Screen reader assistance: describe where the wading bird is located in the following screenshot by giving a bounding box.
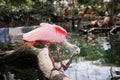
[23,23,80,70]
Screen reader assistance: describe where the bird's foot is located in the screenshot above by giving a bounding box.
[51,67,63,72]
[62,64,69,71]
[51,63,66,71]
[51,62,70,71]
[59,63,69,71]
[51,67,58,71]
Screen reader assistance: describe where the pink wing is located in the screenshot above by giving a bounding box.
[23,23,67,43]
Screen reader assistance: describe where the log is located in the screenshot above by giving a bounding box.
[0,46,71,80]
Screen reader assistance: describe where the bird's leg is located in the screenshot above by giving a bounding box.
[47,44,57,70]
[56,43,66,70]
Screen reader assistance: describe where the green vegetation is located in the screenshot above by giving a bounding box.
[104,34,120,66]
[80,44,104,60]
[0,0,55,27]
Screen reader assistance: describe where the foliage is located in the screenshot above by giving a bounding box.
[5,0,34,6]
[104,48,120,66]
[77,0,104,5]
[32,1,55,22]
[76,0,104,16]
[117,4,120,13]
[77,0,89,5]
[0,0,55,27]
[70,7,79,16]
[80,44,105,60]
[92,6,106,16]
[104,34,120,66]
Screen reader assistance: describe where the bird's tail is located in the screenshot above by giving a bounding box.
[23,40,36,46]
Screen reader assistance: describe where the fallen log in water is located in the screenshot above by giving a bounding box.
[79,26,120,35]
[0,46,71,80]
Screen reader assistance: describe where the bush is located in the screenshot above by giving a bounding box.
[80,44,104,60]
[0,1,55,27]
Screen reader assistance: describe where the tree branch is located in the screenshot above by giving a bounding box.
[0,46,71,80]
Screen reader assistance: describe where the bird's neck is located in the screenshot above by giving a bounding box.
[62,39,75,49]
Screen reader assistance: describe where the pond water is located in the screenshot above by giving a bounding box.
[63,60,120,80]
[0,31,120,80]
[63,32,120,80]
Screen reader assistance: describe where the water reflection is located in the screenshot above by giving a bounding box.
[100,37,111,50]
[64,60,120,80]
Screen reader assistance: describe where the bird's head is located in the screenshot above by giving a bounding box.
[62,39,80,55]
[70,45,80,55]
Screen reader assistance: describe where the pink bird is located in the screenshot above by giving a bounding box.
[23,23,80,70]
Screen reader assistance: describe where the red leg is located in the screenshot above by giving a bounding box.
[47,44,57,70]
[56,44,66,70]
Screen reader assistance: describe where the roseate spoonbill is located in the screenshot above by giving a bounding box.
[103,15,110,36]
[23,23,80,70]
[90,20,98,27]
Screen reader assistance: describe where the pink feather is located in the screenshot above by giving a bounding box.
[23,23,67,45]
